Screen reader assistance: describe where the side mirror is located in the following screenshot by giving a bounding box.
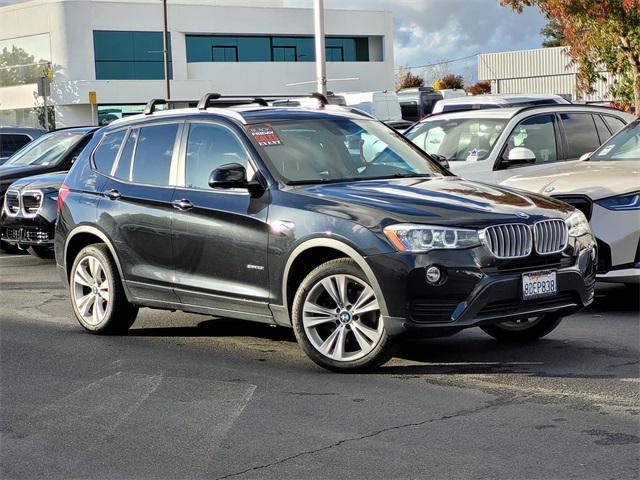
[578,151,592,161]
[506,147,536,166]
[208,163,247,189]
[430,154,450,169]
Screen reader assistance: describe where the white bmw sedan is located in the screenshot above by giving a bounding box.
[501,119,640,285]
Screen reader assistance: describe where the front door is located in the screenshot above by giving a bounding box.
[171,121,271,320]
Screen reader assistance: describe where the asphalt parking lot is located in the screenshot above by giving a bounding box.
[1,252,639,479]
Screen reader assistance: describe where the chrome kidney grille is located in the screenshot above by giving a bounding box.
[21,190,43,217]
[482,220,568,259]
[534,219,568,255]
[483,223,532,258]
[4,190,20,216]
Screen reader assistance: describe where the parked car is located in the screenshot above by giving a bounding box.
[0,127,98,252]
[398,87,466,121]
[338,91,413,131]
[431,93,570,114]
[55,94,597,372]
[1,172,66,258]
[0,126,46,165]
[501,119,640,285]
[403,104,635,184]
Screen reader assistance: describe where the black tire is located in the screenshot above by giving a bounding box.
[291,258,396,372]
[69,244,138,334]
[480,314,563,342]
[27,245,55,259]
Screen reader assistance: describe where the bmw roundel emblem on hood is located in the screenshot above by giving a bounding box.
[544,186,555,193]
[516,212,530,219]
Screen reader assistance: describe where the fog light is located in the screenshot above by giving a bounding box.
[426,265,442,285]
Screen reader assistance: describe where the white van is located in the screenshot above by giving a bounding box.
[339,91,402,123]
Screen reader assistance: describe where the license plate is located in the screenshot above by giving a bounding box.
[522,270,557,300]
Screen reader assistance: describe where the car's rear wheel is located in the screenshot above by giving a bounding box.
[480,314,562,342]
[69,244,138,334]
[27,245,54,259]
[291,258,395,372]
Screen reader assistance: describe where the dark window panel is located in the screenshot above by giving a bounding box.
[94,31,134,61]
[131,123,179,186]
[93,130,126,174]
[560,113,602,160]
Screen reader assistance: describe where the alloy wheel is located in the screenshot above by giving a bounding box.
[72,255,110,326]
[302,274,383,362]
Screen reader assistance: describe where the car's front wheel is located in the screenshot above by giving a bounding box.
[480,314,562,342]
[292,258,395,372]
[69,244,138,334]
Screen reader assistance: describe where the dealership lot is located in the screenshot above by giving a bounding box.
[1,253,638,479]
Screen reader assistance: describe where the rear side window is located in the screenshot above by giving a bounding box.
[560,113,601,160]
[1,134,31,157]
[93,130,126,173]
[593,115,612,143]
[603,115,626,135]
[113,129,138,180]
[131,123,179,186]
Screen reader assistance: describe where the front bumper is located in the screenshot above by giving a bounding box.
[1,214,55,247]
[368,235,597,337]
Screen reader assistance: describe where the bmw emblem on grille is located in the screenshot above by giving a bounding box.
[516,212,529,219]
[544,186,555,193]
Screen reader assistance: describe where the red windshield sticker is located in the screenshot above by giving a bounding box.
[248,125,282,146]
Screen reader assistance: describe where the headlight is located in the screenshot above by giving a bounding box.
[383,224,480,252]
[565,210,591,237]
[595,192,640,211]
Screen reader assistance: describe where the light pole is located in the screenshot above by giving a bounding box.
[162,0,170,99]
[313,0,326,95]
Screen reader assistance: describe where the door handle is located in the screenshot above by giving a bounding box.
[104,189,121,200]
[172,198,194,211]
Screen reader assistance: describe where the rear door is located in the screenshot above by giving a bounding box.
[96,122,182,303]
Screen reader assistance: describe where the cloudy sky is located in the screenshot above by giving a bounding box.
[321,0,547,83]
[1,0,547,83]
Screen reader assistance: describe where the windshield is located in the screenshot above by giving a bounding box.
[5,132,83,166]
[592,122,640,161]
[250,118,446,184]
[406,117,506,161]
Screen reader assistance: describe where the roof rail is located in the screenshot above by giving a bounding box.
[512,102,625,116]
[196,92,329,110]
[144,98,168,115]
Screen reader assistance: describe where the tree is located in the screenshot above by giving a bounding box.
[433,74,465,90]
[395,67,424,91]
[0,46,42,87]
[501,0,640,112]
[541,17,565,47]
[465,80,492,95]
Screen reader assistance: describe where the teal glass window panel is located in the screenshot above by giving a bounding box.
[186,36,212,62]
[95,61,135,79]
[94,31,134,61]
[236,37,270,61]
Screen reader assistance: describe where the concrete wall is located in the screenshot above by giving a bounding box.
[0,0,394,127]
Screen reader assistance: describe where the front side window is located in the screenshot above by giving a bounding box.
[407,118,506,162]
[131,124,179,185]
[560,113,601,160]
[5,132,84,166]
[504,114,557,164]
[251,118,446,184]
[185,123,250,189]
[93,130,126,174]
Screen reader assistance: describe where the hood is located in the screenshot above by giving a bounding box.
[501,160,640,201]
[0,163,48,180]
[7,171,68,191]
[290,176,573,229]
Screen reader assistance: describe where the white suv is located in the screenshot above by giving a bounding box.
[404,104,635,184]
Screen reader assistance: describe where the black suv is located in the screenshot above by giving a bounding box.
[55,94,597,372]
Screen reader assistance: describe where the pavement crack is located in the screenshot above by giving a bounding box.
[214,398,508,480]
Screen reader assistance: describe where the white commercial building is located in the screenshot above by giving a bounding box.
[0,0,394,128]
[478,46,616,103]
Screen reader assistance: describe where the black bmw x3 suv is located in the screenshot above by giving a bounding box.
[55,94,597,372]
